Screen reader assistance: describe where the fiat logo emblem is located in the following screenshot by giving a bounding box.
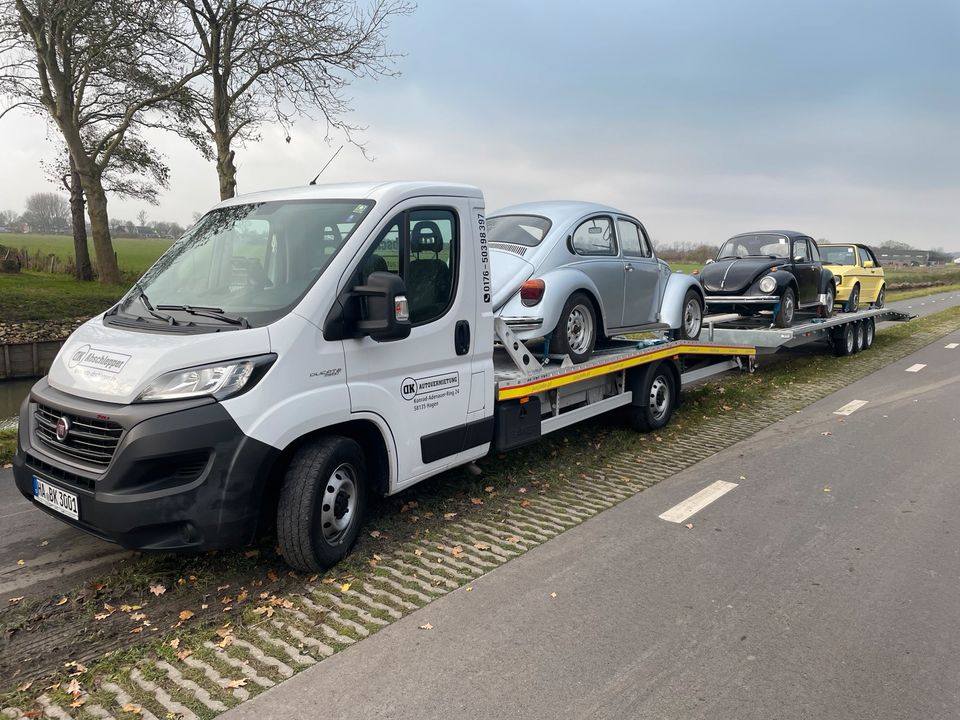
[55,417,71,442]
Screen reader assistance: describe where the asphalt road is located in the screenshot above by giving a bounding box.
[223,326,960,720]
[1,288,958,600]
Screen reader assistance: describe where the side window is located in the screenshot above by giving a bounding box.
[357,208,458,326]
[572,216,617,256]
[861,246,879,266]
[618,220,643,258]
[792,238,809,262]
[808,239,820,262]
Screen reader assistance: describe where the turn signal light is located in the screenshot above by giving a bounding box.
[520,279,545,306]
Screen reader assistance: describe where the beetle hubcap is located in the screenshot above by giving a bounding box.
[566,304,593,355]
[683,298,702,338]
[649,376,670,420]
[320,463,357,545]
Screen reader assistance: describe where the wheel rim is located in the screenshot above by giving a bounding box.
[850,287,859,311]
[319,463,357,545]
[649,375,670,421]
[566,304,594,355]
[876,288,884,307]
[866,320,874,345]
[846,328,854,353]
[825,288,834,314]
[856,324,864,347]
[683,297,702,338]
[782,294,795,324]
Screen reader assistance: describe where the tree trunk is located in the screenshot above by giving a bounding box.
[82,176,122,284]
[68,159,94,281]
[215,132,237,200]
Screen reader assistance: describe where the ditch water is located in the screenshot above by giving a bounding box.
[1,377,34,429]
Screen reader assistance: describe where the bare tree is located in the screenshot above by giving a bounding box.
[1,0,205,282]
[136,209,148,227]
[175,0,413,200]
[61,157,93,279]
[22,191,69,232]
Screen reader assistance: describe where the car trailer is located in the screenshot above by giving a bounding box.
[700,307,914,356]
[490,319,757,451]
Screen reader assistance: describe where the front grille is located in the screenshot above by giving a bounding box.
[25,453,95,491]
[490,242,528,257]
[34,403,123,467]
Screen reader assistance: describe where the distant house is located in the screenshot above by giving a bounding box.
[134,225,160,238]
[869,247,932,266]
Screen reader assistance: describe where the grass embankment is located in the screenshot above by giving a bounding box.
[0,427,15,465]
[0,271,129,325]
[6,233,172,276]
[2,305,959,710]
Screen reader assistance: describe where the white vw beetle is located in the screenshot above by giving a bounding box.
[488,201,704,362]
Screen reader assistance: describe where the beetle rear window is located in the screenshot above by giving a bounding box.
[487,215,551,247]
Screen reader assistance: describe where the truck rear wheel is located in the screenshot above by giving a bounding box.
[277,436,367,571]
[853,321,865,353]
[626,361,678,432]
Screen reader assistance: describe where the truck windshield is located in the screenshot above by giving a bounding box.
[487,215,552,247]
[111,199,373,328]
[718,234,789,259]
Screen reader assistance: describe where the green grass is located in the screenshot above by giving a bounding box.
[4,233,172,275]
[0,427,15,465]
[884,265,960,287]
[887,283,960,302]
[0,271,128,323]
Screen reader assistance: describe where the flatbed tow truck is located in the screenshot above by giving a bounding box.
[10,181,911,571]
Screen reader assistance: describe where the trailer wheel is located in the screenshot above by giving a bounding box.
[864,317,875,349]
[853,321,865,353]
[833,324,855,357]
[554,292,596,363]
[277,436,367,571]
[773,287,796,328]
[626,361,678,432]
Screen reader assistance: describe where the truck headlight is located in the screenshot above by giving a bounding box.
[136,355,275,402]
[758,276,777,294]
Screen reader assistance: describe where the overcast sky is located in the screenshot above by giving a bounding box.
[1,0,958,250]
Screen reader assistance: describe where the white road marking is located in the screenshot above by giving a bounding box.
[659,480,738,524]
[834,399,869,416]
[946,343,959,349]
[905,363,927,373]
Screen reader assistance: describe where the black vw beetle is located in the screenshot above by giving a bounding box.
[698,231,835,328]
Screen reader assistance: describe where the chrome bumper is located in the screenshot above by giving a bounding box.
[704,295,779,304]
[501,316,544,332]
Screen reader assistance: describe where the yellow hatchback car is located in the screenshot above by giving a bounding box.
[820,243,886,312]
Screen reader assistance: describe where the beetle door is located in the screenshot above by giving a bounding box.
[569,216,624,329]
[617,218,659,325]
[791,237,818,305]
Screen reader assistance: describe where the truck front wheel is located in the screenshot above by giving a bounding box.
[277,436,367,571]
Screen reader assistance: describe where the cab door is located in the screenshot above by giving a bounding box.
[618,218,660,326]
[338,199,484,488]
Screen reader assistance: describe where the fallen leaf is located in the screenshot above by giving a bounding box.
[130,612,147,621]
[55,596,69,606]
[473,542,490,551]
[119,604,141,612]
[253,605,275,618]
[824,488,832,493]
[506,536,521,544]
[65,678,81,696]
[267,570,280,582]
[69,698,86,708]
[443,512,457,520]
[550,592,557,598]
[821,431,832,436]
[369,530,381,538]
[484,485,495,493]
[149,583,166,597]
[121,702,142,714]
[94,612,110,620]
[201,603,209,609]
[23,711,42,719]
[414,548,424,557]
[176,649,193,661]
[519,499,531,508]
[684,523,694,529]
[236,590,249,603]
[16,681,32,692]
[338,582,352,593]
[178,610,194,621]
[470,497,483,505]
[518,487,527,494]
[418,623,433,630]
[170,638,180,649]
[8,596,24,604]
[244,549,260,558]
[16,559,24,566]
[226,678,247,689]
[129,626,143,634]
[739,475,746,481]
[465,586,473,592]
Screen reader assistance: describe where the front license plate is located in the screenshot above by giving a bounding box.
[33,476,79,521]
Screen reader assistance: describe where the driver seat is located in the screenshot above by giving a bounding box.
[406,221,451,322]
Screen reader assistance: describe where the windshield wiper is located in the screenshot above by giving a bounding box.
[134,283,177,325]
[157,304,251,328]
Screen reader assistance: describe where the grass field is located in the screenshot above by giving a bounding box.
[0,271,128,323]
[3,233,172,275]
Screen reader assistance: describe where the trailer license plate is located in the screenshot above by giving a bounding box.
[33,476,79,521]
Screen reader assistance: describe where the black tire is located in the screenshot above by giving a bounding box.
[277,436,367,571]
[677,289,703,340]
[864,317,875,349]
[874,285,885,308]
[553,292,597,363]
[773,287,797,328]
[821,284,835,318]
[833,323,855,357]
[847,284,860,313]
[852,321,865,354]
[625,361,678,432]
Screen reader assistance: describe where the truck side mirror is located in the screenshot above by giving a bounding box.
[354,272,412,342]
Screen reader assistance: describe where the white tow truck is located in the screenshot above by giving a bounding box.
[13,181,756,570]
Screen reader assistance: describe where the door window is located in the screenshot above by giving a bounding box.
[358,208,459,325]
[792,238,809,262]
[572,216,617,256]
[808,239,820,262]
[618,220,652,258]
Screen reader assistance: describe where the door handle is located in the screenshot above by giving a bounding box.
[625,264,635,272]
[454,320,470,356]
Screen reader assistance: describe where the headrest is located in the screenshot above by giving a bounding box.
[411,221,444,253]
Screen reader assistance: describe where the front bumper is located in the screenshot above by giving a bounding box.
[704,295,779,305]
[12,379,279,551]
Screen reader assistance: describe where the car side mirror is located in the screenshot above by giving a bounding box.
[793,255,804,263]
[862,260,875,268]
[354,271,411,342]
[705,258,715,265]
